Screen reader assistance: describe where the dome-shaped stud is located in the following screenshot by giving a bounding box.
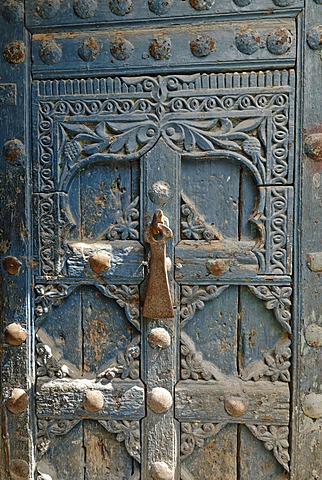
[190,34,215,58]
[78,37,99,62]
[3,139,25,166]
[6,388,29,414]
[190,0,215,10]
[3,256,22,275]
[89,252,111,274]
[148,387,173,414]
[148,181,171,206]
[39,40,62,65]
[148,0,173,15]
[305,324,322,348]
[302,393,322,419]
[9,459,29,480]
[83,390,104,412]
[4,323,28,346]
[148,328,171,349]
[224,397,248,417]
[110,36,134,60]
[235,28,261,55]
[3,41,25,64]
[307,25,322,50]
[150,34,172,60]
[109,0,133,16]
[266,28,293,55]
[74,0,97,18]
[36,0,61,19]
[1,0,24,24]
[304,133,322,160]
[206,259,230,276]
[151,461,174,480]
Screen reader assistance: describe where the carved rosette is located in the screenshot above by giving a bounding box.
[248,285,292,333]
[246,425,290,472]
[36,337,71,379]
[181,193,222,241]
[99,419,141,463]
[97,335,140,382]
[181,422,226,459]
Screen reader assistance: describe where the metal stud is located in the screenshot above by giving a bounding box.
[147,387,173,413]
[151,461,174,480]
[6,388,28,414]
[89,252,111,274]
[3,256,22,275]
[4,323,28,346]
[83,390,104,412]
[224,397,248,417]
[148,328,171,349]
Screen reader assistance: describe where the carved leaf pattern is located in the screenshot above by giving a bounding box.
[180,285,229,327]
[101,196,139,240]
[181,422,226,460]
[241,336,291,382]
[36,336,71,379]
[96,284,140,331]
[99,420,141,463]
[181,192,222,241]
[97,335,140,381]
[246,425,290,472]
[181,332,225,381]
[248,285,292,333]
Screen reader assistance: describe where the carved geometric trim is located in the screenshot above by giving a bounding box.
[181,332,225,381]
[96,284,140,331]
[36,336,71,379]
[98,196,140,241]
[246,424,290,472]
[97,335,140,382]
[241,336,291,383]
[181,192,222,241]
[99,420,141,463]
[248,285,292,333]
[180,422,226,460]
[35,283,140,331]
[180,285,229,328]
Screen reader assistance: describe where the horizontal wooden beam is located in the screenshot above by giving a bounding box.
[175,379,289,425]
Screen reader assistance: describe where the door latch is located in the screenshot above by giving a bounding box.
[142,210,174,319]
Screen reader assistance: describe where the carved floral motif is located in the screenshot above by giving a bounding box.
[181,332,225,381]
[101,196,139,240]
[36,337,70,379]
[246,424,290,472]
[97,335,140,381]
[248,285,292,333]
[96,284,140,331]
[181,422,226,459]
[37,419,80,458]
[180,285,229,327]
[99,419,141,462]
[241,336,291,382]
[181,192,222,241]
[34,284,76,323]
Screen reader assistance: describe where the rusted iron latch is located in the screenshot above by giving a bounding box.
[142,210,174,319]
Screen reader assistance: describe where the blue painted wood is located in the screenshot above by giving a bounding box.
[1,0,319,478]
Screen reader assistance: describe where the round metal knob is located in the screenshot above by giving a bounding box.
[4,323,28,346]
[6,388,28,414]
[305,324,322,348]
[224,397,248,417]
[9,459,29,480]
[302,393,322,419]
[83,390,104,412]
[3,256,22,275]
[206,259,230,276]
[148,387,173,414]
[151,461,174,480]
[148,328,171,349]
[89,252,111,274]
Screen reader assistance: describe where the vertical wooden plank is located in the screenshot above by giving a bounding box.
[0,2,31,478]
[141,139,180,479]
[295,2,322,478]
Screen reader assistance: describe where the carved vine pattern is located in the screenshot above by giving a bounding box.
[34,283,140,330]
[180,285,229,327]
[180,422,226,460]
[181,192,222,241]
[248,285,292,334]
[97,335,140,382]
[37,419,80,459]
[36,336,71,379]
[99,420,141,463]
[246,424,290,472]
[181,332,225,381]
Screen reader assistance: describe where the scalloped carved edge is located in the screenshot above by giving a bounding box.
[180,285,229,327]
[248,285,292,333]
[246,424,290,472]
[99,419,141,463]
[181,192,222,241]
[180,422,226,460]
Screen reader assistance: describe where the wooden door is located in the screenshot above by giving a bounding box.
[1,1,322,479]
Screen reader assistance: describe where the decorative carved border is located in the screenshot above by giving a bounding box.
[180,285,229,328]
[246,424,290,472]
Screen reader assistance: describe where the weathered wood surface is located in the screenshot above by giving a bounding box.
[175,379,290,425]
